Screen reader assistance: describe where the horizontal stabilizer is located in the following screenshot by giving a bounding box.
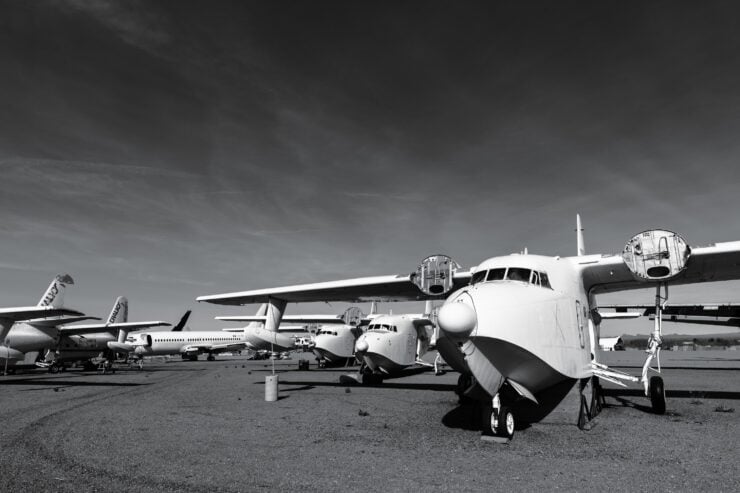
[0,306,85,322]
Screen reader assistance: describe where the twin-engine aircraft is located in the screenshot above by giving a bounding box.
[198,216,740,440]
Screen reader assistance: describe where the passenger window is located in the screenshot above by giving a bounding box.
[471,270,487,284]
[506,268,531,282]
[540,272,552,289]
[486,268,506,281]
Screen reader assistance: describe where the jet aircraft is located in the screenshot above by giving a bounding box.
[198,216,740,440]
[48,296,173,371]
[1,274,88,371]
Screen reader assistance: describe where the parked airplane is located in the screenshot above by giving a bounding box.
[1,274,88,371]
[198,216,740,440]
[47,297,173,371]
[216,304,353,355]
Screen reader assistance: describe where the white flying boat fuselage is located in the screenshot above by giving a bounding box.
[440,254,593,420]
[355,315,432,374]
[312,325,361,365]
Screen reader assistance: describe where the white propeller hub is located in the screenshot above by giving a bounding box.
[355,339,369,353]
[438,301,477,337]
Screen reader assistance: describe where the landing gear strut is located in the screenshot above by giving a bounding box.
[577,375,604,429]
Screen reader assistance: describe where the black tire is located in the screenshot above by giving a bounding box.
[480,402,495,435]
[577,394,589,429]
[496,406,515,440]
[590,377,603,416]
[650,376,666,415]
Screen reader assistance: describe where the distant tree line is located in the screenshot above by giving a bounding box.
[623,336,740,349]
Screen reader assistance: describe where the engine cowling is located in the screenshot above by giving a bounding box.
[411,254,460,296]
[131,334,152,347]
[622,229,690,282]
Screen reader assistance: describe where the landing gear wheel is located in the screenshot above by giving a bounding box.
[496,406,515,440]
[480,402,495,435]
[577,394,589,429]
[649,376,666,414]
[590,376,604,416]
[207,355,215,361]
[456,373,474,405]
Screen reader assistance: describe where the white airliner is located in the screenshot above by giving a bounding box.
[198,216,740,440]
[1,274,88,371]
[216,304,355,355]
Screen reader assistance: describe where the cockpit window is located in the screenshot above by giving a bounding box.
[471,270,486,284]
[540,272,552,289]
[486,268,506,281]
[506,268,531,282]
[531,271,540,285]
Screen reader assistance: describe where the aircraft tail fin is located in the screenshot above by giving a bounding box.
[37,273,74,308]
[247,303,268,330]
[576,214,585,256]
[107,297,128,324]
[369,301,378,316]
[171,310,192,332]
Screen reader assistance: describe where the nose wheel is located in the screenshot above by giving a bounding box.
[481,394,515,440]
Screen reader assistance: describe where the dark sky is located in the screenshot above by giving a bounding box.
[2,1,740,335]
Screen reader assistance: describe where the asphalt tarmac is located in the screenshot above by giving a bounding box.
[1,350,739,492]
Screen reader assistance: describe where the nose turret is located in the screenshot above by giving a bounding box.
[438,291,477,339]
[355,338,369,353]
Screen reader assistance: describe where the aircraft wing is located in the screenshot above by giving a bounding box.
[60,321,171,336]
[20,315,102,328]
[580,240,740,295]
[197,270,473,305]
[0,306,85,322]
[215,315,346,324]
[601,303,740,318]
[655,316,740,327]
[597,311,642,319]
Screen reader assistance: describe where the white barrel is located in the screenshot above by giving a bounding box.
[265,375,279,402]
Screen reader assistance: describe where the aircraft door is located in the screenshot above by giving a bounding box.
[575,300,585,349]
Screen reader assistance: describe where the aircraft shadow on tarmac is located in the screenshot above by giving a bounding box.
[266,379,456,392]
[607,365,740,371]
[0,378,150,389]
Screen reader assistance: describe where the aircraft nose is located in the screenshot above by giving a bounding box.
[438,298,477,338]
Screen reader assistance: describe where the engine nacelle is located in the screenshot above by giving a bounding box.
[341,306,365,326]
[411,254,460,296]
[131,334,152,347]
[622,230,690,282]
